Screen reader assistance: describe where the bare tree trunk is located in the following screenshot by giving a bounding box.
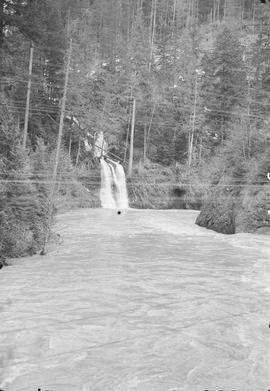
[213,0,216,23]
[164,0,169,39]
[68,131,72,157]
[0,0,4,51]
[247,81,251,159]
[186,0,191,27]
[217,0,220,21]
[221,119,224,147]
[127,0,132,38]
[188,73,198,167]
[51,39,72,180]
[124,126,130,165]
[124,115,131,163]
[241,0,244,26]
[224,0,228,19]
[252,0,256,34]
[149,0,157,72]
[75,136,81,167]
[124,99,133,164]
[149,0,154,43]
[240,115,246,160]
[0,0,4,79]
[172,0,177,29]
[199,135,203,163]
[146,104,156,153]
[128,98,136,177]
[22,42,34,149]
[196,0,199,25]
[143,123,147,164]
[42,37,72,254]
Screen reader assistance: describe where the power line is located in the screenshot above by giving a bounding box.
[4,60,270,100]
[5,101,268,121]
[1,178,269,187]
[3,80,270,115]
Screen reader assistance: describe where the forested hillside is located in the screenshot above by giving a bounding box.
[1,0,270,262]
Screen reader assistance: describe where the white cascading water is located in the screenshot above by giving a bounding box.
[115,162,129,209]
[100,158,129,209]
[100,158,116,209]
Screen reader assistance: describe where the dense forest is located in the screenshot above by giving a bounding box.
[1,0,270,262]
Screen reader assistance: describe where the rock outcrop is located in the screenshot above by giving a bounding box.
[196,184,270,234]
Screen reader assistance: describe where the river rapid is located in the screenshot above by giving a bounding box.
[0,209,270,391]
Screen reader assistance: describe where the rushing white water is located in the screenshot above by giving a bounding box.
[100,158,129,210]
[1,209,270,391]
[99,158,116,209]
[115,162,129,209]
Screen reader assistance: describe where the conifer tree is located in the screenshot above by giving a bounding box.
[201,26,248,147]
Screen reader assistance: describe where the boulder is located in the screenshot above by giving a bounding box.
[195,195,235,234]
[196,185,270,235]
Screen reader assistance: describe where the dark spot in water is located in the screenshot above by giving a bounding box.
[117,211,121,215]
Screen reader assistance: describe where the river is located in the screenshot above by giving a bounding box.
[0,209,270,391]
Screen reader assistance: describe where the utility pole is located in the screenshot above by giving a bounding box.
[22,42,34,149]
[42,38,72,254]
[128,98,136,177]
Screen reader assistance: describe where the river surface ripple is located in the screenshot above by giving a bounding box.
[0,209,270,391]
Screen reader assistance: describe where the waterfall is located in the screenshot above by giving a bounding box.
[115,162,129,209]
[100,158,129,209]
[100,158,116,209]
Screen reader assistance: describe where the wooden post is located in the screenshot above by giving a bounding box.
[128,98,136,177]
[42,38,72,254]
[22,42,34,149]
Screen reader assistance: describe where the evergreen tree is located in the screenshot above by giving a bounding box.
[201,26,248,147]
